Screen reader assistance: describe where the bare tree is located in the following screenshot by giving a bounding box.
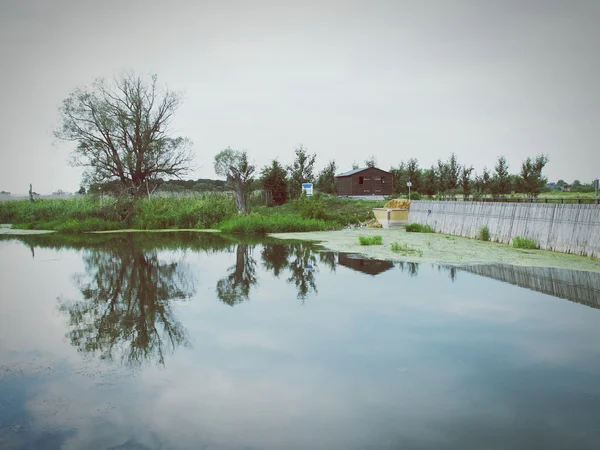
[214,148,255,214]
[55,73,193,198]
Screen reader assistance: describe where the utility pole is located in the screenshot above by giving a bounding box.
[407,181,412,200]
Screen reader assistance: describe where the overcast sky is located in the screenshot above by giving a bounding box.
[1,0,598,194]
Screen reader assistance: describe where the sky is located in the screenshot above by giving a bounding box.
[0,0,599,194]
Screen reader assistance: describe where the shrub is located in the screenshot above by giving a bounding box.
[359,235,383,245]
[405,223,433,233]
[409,192,422,200]
[479,226,490,241]
[391,242,423,257]
[512,236,539,249]
[299,195,327,220]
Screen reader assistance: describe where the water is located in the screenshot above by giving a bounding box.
[1,233,600,450]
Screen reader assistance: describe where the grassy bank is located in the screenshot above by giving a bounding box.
[219,195,384,234]
[0,194,237,232]
[0,194,384,234]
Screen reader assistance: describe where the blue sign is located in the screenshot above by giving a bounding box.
[302,183,314,197]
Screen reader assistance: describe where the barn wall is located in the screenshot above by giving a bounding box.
[409,201,600,257]
[349,168,393,196]
[337,177,352,196]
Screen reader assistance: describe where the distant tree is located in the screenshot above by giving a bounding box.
[55,73,193,198]
[406,158,421,193]
[491,156,511,197]
[351,161,359,170]
[516,154,549,197]
[509,174,520,193]
[364,155,377,168]
[437,159,450,196]
[461,165,474,198]
[77,186,86,195]
[556,179,567,187]
[447,153,461,195]
[571,181,595,193]
[158,183,185,193]
[214,148,255,214]
[390,161,408,195]
[287,145,316,200]
[473,167,492,198]
[422,166,437,198]
[316,160,337,195]
[260,159,288,206]
[482,168,492,195]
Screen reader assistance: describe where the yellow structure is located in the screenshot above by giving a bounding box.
[372,208,409,228]
[373,200,410,228]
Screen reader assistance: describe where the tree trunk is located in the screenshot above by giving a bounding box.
[233,178,248,214]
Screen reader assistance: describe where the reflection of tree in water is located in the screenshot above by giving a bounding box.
[261,243,289,277]
[286,243,318,301]
[60,237,195,367]
[216,244,257,306]
[261,242,321,302]
[437,265,457,282]
[397,261,420,277]
[319,251,337,273]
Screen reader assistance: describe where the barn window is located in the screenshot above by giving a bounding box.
[359,176,364,184]
[364,178,370,182]
[374,177,381,181]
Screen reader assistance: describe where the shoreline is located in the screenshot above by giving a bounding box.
[269,228,600,273]
[2,225,599,273]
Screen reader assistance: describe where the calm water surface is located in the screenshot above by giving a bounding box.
[1,233,599,450]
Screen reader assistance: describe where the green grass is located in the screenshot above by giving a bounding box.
[359,235,383,245]
[512,236,539,249]
[391,242,423,257]
[405,223,433,233]
[218,213,334,234]
[538,191,596,198]
[479,226,490,241]
[0,194,237,233]
[252,194,385,226]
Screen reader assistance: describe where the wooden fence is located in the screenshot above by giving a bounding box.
[459,264,600,310]
[409,201,600,258]
[437,197,598,204]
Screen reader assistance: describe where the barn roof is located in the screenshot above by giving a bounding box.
[336,167,392,177]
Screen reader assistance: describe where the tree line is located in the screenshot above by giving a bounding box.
[55,73,594,215]
[388,153,551,199]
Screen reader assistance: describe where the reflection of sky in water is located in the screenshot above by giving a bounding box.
[1,236,600,450]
